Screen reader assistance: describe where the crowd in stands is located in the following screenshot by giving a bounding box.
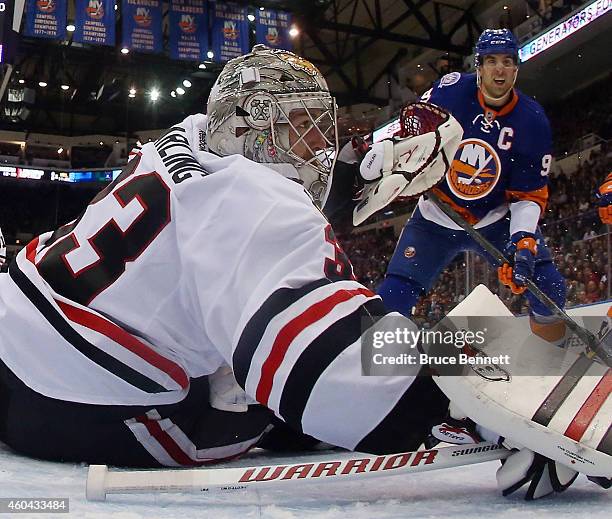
[547,77,612,156]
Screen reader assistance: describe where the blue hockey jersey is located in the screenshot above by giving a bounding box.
[419,72,552,227]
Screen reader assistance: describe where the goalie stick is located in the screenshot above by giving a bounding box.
[86,442,510,501]
[427,191,612,367]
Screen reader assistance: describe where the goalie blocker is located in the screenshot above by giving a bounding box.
[435,285,611,480]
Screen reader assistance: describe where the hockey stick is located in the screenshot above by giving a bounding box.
[427,191,612,367]
[86,442,509,501]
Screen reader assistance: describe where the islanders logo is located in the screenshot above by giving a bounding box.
[134,7,152,28]
[86,0,105,21]
[265,28,280,45]
[179,15,197,34]
[223,21,239,40]
[37,0,56,13]
[446,138,501,200]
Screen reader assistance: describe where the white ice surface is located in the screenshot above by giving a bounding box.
[0,442,609,519]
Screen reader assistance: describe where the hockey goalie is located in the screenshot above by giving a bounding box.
[0,45,608,502]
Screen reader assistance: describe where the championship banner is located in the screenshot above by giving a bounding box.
[74,0,115,47]
[211,1,249,62]
[255,9,292,51]
[168,0,208,61]
[121,0,163,54]
[23,0,67,40]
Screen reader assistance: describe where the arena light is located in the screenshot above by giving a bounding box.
[38,81,47,88]
[57,147,63,154]
[182,79,192,88]
[121,47,130,55]
[149,88,160,102]
[198,63,206,69]
[18,79,24,84]
[60,84,70,91]
[259,6,264,10]
[176,87,185,95]
[289,26,299,38]
[171,91,177,98]
[207,50,214,59]
[519,0,611,63]
[129,87,136,95]
[66,24,76,32]
[247,14,255,22]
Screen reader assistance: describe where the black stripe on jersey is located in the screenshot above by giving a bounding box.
[355,374,449,454]
[232,278,331,389]
[9,262,168,394]
[278,298,387,432]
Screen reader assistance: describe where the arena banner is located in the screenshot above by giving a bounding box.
[74,0,116,47]
[168,0,208,61]
[24,0,67,40]
[211,1,249,62]
[121,0,163,54]
[255,9,292,51]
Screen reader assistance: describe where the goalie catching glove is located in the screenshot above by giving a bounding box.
[354,102,463,225]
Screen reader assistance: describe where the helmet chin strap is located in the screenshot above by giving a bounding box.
[476,67,518,104]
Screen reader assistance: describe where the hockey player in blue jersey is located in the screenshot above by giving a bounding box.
[373,29,567,343]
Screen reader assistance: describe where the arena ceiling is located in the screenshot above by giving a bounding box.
[3,0,492,136]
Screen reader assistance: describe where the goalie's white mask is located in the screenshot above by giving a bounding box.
[206,45,338,205]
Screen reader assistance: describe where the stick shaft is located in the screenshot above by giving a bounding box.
[427,192,612,367]
[87,443,509,500]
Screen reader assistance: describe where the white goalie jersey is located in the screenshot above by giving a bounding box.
[0,115,421,451]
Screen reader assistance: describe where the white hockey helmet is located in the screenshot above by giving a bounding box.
[206,45,338,205]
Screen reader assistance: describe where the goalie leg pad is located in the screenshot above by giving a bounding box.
[435,285,612,478]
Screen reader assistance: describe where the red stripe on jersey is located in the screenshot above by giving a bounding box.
[564,370,611,442]
[56,300,188,389]
[25,236,40,263]
[256,287,374,405]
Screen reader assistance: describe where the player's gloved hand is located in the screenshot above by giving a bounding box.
[359,140,395,181]
[596,172,612,224]
[498,232,537,295]
[337,135,370,165]
[497,448,578,500]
